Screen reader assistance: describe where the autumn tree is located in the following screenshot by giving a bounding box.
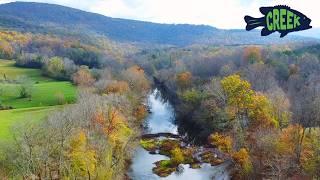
[121,65,150,94]
[248,93,278,128]
[176,71,192,89]
[68,130,97,179]
[232,148,253,178]
[221,74,254,117]
[244,63,277,92]
[72,66,95,87]
[267,87,291,129]
[300,129,320,178]
[243,46,263,64]
[279,125,305,167]
[208,133,232,153]
[104,81,129,95]
[181,89,202,104]
[291,75,320,164]
[221,74,278,150]
[43,56,65,79]
[0,40,14,59]
[221,75,278,128]
[221,74,254,139]
[133,105,148,122]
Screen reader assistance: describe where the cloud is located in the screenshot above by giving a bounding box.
[1,0,320,29]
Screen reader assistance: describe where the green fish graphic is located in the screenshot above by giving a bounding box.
[244,5,312,38]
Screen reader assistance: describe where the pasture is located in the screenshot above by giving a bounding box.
[0,60,77,141]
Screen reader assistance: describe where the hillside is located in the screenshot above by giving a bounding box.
[0,2,317,46]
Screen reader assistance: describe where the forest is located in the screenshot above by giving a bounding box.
[132,43,320,178]
[0,28,319,179]
[0,2,319,180]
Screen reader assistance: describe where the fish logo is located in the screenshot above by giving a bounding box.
[244,5,312,38]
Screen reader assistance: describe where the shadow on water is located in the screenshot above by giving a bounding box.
[152,78,210,144]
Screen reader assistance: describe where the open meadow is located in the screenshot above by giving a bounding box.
[0,60,76,142]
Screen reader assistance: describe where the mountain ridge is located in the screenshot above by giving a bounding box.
[0,1,318,46]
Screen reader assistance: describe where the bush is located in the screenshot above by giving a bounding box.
[170,147,184,165]
[208,133,232,153]
[72,66,95,86]
[17,76,33,99]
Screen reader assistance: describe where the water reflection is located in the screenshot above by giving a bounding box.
[144,89,177,134]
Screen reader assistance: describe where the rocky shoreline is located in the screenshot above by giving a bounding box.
[140,133,231,177]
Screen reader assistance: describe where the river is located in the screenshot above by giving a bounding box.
[128,89,230,180]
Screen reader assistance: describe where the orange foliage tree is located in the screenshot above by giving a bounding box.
[91,107,131,144]
[176,71,192,89]
[121,65,150,93]
[133,105,147,121]
[208,132,233,153]
[232,148,253,177]
[243,46,263,64]
[72,66,95,87]
[105,81,129,95]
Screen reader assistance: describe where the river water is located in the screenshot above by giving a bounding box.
[129,89,230,180]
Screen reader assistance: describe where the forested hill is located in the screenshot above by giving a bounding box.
[0,2,317,46]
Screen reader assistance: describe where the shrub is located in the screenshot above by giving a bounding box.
[17,76,33,99]
[170,147,184,165]
[208,133,233,153]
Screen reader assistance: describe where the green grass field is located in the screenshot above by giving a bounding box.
[0,106,57,141]
[0,60,77,141]
[0,60,49,82]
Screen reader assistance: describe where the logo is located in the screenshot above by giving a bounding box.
[244,5,312,38]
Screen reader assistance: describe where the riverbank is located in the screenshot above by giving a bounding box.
[128,89,231,179]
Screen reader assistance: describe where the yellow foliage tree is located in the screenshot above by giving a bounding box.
[92,108,132,144]
[221,75,278,129]
[232,148,253,177]
[69,130,97,178]
[248,93,278,128]
[221,74,254,114]
[300,130,320,177]
[208,133,233,153]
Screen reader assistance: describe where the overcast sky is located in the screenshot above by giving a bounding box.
[0,0,319,29]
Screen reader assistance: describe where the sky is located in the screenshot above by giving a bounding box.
[0,0,319,29]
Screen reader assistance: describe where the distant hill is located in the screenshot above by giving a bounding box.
[0,2,318,46]
[293,28,320,39]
